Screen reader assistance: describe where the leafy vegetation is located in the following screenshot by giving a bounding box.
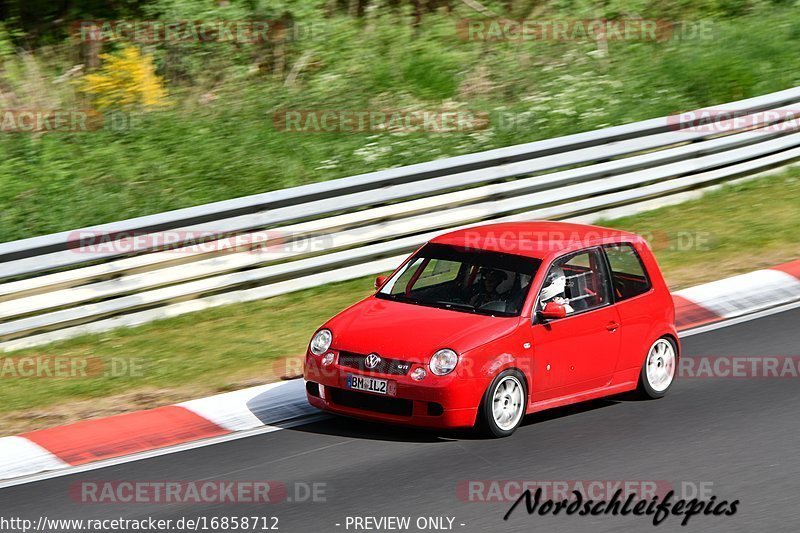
[1,1,800,240]
[81,46,169,109]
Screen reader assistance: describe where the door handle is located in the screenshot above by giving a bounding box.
[606,321,619,332]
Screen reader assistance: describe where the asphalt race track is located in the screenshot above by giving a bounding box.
[2,308,799,533]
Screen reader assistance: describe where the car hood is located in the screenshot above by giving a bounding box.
[325,296,519,362]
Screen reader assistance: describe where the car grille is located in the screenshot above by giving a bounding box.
[328,387,413,417]
[338,351,412,375]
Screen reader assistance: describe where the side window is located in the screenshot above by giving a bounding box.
[538,248,611,315]
[604,244,652,301]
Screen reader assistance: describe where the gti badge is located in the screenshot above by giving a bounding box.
[365,353,382,369]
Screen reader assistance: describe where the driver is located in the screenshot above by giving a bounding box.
[470,268,508,308]
[539,266,574,314]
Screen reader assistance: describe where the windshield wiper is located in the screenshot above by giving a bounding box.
[379,294,481,314]
[433,300,479,313]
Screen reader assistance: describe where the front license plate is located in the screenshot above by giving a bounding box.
[346,374,389,395]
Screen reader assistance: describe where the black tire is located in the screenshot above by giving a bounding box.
[637,336,678,399]
[477,369,528,438]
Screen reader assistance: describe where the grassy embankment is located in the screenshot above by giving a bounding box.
[2,6,800,240]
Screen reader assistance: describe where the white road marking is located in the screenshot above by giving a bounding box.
[0,437,69,479]
[679,299,800,338]
[675,270,800,318]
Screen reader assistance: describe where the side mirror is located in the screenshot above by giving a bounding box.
[374,275,388,290]
[540,301,567,320]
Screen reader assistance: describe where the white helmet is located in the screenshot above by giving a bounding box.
[540,267,566,301]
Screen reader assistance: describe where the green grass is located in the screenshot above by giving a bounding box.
[2,168,798,432]
[3,7,800,240]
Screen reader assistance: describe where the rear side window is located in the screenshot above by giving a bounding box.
[604,244,651,301]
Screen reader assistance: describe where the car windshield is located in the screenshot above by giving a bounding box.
[376,243,541,317]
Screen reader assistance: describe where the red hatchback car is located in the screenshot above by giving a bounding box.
[304,221,678,437]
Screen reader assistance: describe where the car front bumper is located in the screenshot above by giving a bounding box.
[304,351,485,429]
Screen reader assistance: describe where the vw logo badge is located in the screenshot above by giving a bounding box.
[364,353,382,369]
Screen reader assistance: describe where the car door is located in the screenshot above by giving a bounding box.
[602,242,656,373]
[530,247,621,399]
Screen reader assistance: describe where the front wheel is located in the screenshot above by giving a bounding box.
[637,337,677,399]
[478,369,527,438]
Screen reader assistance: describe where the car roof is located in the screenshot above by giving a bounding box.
[429,221,645,261]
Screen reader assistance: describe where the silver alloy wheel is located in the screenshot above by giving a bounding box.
[646,339,676,393]
[491,375,525,431]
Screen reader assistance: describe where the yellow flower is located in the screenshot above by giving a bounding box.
[82,46,168,109]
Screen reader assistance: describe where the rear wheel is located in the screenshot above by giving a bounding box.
[638,337,677,399]
[478,369,527,437]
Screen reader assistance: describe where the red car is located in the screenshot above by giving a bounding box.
[304,221,678,437]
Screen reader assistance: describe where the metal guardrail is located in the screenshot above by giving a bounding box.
[3,86,800,350]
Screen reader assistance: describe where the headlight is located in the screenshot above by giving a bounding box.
[310,329,332,355]
[429,348,458,376]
